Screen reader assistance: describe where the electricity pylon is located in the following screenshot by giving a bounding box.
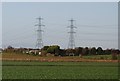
[67,18,77,49]
[35,17,45,49]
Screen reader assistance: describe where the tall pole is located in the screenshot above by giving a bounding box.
[68,18,76,49]
[35,17,45,49]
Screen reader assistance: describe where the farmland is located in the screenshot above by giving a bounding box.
[2,52,118,62]
[2,53,118,79]
[2,61,118,79]
[2,52,119,79]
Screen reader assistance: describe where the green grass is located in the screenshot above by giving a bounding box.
[82,55,112,60]
[2,61,118,79]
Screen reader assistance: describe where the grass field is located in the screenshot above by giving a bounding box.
[2,61,118,79]
[2,52,118,62]
[2,52,119,79]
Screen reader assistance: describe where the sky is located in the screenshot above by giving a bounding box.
[0,3,1,45]
[1,1,119,49]
[1,0,119,2]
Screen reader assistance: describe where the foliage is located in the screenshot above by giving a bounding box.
[82,55,112,60]
[112,53,118,60]
[47,45,60,54]
[89,47,96,55]
[41,50,47,56]
[57,49,66,56]
[104,49,111,55]
[7,46,14,49]
[42,46,50,50]
[74,47,83,56]
[66,49,75,56]
[82,47,89,55]
[3,45,120,56]
[97,47,103,55]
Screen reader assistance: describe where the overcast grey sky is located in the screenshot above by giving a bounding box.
[2,2,118,49]
[0,2,2,49]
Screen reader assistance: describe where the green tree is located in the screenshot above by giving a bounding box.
[66,49,75,56]
[7,45,14,49]
[75,47,83,56]
[97,47,103,55]
[104,49,111,55]
[82,47,89,55]
[90,47,96,55]
[42,46,49,50]
[47,45,60,54]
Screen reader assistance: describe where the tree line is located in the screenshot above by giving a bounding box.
[41,45,120,56]
[3,45,120,57]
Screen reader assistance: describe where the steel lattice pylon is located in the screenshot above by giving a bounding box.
[67,18,77,49]
[35,17,45,49]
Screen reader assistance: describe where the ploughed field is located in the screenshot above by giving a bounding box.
[2,53,119,79]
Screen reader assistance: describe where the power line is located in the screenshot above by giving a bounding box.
[35,17,45,49]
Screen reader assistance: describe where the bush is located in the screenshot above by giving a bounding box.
[100,56,104,60]
[41,50,47,56]
[112,53,117,60]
